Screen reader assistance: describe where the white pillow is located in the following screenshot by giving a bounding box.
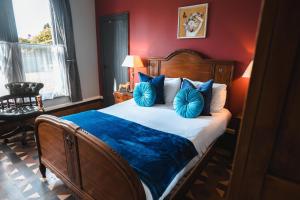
[164,78,182,103]
[210,83,227,112]
[182,78,227,112]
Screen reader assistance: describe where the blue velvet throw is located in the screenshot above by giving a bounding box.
[62,110,198,200]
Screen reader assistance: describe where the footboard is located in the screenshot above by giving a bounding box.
[35,115,145,200]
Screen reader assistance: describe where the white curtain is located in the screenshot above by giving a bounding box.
[0,41,13,96]
[0,41,69,99]
[19,43,69,100]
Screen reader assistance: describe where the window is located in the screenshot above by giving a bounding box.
[4,0,70,100]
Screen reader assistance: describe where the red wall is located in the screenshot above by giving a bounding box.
[95,0,262,115]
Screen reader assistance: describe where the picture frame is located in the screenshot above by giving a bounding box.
[177,3,208,39]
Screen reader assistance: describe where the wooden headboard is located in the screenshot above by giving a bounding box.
[148,49,235,86]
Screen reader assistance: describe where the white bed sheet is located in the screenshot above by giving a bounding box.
[99,99,231,200]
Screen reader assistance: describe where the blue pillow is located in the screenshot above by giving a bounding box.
[133,82,156,107]
[173,88,204,118]
[138,72,165,104]
[181,79,214,116]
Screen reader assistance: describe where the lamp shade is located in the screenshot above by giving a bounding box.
[242,60,253,78]
[121,55,144,68]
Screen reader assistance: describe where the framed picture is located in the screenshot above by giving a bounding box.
[177,3,208,39]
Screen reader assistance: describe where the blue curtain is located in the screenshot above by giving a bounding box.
[0,0,18,42]
[49,0,82,102]
[0,0,24,83]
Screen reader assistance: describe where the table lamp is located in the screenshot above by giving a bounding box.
[121,55,144,92]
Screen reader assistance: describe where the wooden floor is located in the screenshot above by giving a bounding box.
[0,134,232,200]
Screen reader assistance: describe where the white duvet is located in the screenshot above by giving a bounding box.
[99,99,231,200]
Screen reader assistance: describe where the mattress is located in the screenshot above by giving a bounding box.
[99,99,231,200]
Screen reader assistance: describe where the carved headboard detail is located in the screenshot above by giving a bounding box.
[148,49,235,86]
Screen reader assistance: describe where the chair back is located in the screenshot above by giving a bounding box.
[0,82,44,113]
[5,82,44,96]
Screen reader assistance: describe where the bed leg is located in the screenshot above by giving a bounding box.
[39,164,46,178]
[73,193,81,200]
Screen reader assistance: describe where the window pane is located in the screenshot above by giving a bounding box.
[12,0,53,44]
[20,44,69,100]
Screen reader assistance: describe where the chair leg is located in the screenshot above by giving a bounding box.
[3,125,34,145]
[21,131,27,146]
[4,134,24,144]
[0,126,22,140]
[40,163,46,178]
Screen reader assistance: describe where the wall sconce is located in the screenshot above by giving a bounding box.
[242,60,253,78]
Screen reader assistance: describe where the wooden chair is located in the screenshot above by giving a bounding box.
[0,82,44,145]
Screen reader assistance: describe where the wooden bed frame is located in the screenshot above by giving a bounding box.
[35,49,235,200]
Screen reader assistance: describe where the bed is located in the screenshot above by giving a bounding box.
[35,49,235,200]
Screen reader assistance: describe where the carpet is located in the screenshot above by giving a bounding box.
[0,138,232,200]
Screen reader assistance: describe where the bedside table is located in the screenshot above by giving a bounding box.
[113,91,133,104]
[219,114,242,156]
[226,114,242,136]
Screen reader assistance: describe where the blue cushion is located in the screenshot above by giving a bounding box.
[181,79,214,116]
[138,72,165,104]
[133,82,157,107]
[173,88,204,118]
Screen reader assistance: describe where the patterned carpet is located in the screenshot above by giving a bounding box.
[0,135,233,200]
